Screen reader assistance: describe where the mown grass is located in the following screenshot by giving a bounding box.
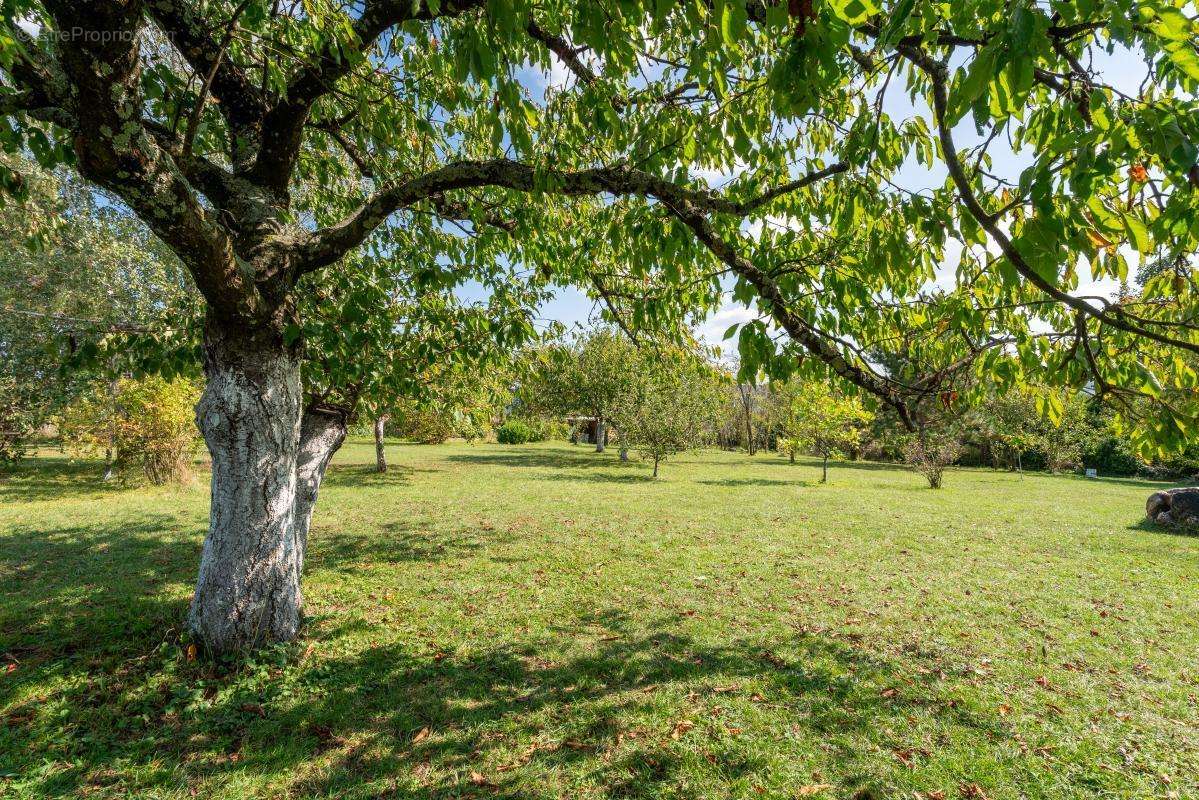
[1,440,1197,799]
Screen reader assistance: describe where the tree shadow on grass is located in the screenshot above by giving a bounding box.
[0,514,198,684]
[445,449,623,471]
[445,450,656,485]
[695,477,802,488]
[0,499,1009,798]
[1124,518,1199,538]
[744,457,900,474]
[5,603,1004,799]
[322,462,440,490]
[0,457,139,503]
[310,519,515,572]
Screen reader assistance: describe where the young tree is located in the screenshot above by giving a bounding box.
[776,381,872,482]
[521,326,641,454]
[372,416,389,473]
[903,433,964,490]
[612,348,725,478]
[733,382,772,456]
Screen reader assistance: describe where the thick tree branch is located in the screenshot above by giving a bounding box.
[0,21,76,129]
[660,197,916,429]
[295,158,847,272]
[39,2,258,322]
[147,0,267,167]
[246,0,485,195]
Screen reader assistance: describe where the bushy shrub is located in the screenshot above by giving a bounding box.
[451,408,494,442]
[497,419,537,444]
[397,409,454,444]
[531,417,569,441]
[496,416,568,444]
[60,376,201,484]
[1083,438,1146,474]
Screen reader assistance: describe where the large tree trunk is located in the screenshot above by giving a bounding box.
[189,326,313,653]
[373,416,387,473]
[595,417,606,453]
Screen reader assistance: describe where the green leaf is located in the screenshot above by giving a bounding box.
[877,0,915,47]
[947,44,1001,125]
[1122,214,1152,254]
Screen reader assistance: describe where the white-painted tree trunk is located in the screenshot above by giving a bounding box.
[188,330,344,653]
[595,418,606,453]
[295,408,348,572]
[373,416,387,473]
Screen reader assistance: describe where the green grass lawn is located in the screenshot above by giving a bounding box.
[1,441,1197,799]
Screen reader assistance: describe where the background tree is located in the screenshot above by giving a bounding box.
[0,154,192,463]
[732,382,772,456]
[60,375,201,485]
[521,326,641,454]
[612,347,725,478]
[962,389,1101,473]
[776,381,872,482]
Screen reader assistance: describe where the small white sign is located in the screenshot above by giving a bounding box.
[1085,468,1098,478]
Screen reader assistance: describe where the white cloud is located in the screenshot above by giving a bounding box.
[694,303,761,348]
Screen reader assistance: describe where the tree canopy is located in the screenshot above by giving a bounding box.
[4,1,1198,442]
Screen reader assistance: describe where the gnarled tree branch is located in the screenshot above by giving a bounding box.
[294,158,847,272]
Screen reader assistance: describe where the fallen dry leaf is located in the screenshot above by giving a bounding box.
[670,720,696,740]
[893,746,930,767]
[412,727,431,744]
[997,703,1011,717]
[468,770,497,788]
[959,783,990,800]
